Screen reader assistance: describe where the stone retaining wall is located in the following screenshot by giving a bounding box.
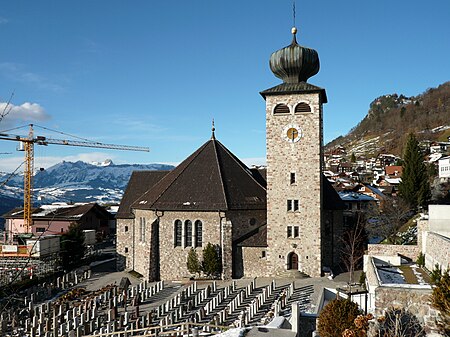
[424,232,450,272]
[375,286,441,335]
[367,244,419,261]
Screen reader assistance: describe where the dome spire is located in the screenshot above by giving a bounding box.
[211,119,216,139]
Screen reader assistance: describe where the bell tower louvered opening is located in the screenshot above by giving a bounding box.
[274,103,290,114]
[295,102,311,114]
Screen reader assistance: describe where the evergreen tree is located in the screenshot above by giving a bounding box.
[202,243,222,278]
[398,133,431,209]
[186,247,202,277]
[61,223,86,271]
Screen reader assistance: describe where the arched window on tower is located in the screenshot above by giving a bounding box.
[273,103,290,114]
[174,220,182,247]
[295,102,311,114]
[185,220,192,247]
[195,220,203,247]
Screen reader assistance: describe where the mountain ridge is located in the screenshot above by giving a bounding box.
[326,81,450,157]
[0,160,174,206]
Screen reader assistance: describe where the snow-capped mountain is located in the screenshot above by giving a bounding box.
[0,160,174,205]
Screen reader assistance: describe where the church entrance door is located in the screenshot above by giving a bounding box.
[288,252,298,270]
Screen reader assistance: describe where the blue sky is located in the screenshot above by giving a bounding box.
[0,1,449,172]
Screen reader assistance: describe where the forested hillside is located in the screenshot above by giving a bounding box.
[326,82,450,156]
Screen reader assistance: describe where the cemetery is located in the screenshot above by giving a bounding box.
[0,267,317,337]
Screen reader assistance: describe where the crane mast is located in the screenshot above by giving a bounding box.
[0,124,149,233]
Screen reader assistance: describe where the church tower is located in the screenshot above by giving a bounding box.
[261,27,327,277]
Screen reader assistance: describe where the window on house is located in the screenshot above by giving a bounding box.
[294,226,299,238]
[36,227,45,233]
[125,226,129,232]
[290,172,296,184]
[294,102,311,113]
[185,220,192,247]
[287,199,299,212]
[60,228,64,233]
[174,220,182,247]
[139,217,146,242]
[125,247,128,253]
[287,226,292,238]
[195,220,203,247]
[274,103,290,114]
[261,250,266,258]
[287,200,293,211]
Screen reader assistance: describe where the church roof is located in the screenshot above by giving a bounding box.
[116,171,169,218]
[132,137,266,211]
[260,82,327,103]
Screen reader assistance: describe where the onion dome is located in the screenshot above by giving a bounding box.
[269,27,320,83]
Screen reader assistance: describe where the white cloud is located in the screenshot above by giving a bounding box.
[0,101,51,128]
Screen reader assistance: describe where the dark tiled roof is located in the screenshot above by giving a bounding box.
[116,171,169,218]
[260,82,327,103]
[132,138,266,211]
[235,224,267,247]
[2,203,112,220]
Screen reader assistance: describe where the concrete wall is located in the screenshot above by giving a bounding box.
[428,205,450,238]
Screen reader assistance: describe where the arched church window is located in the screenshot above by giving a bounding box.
[273,103,290,114]
[185,220,193,247]
[295,102,311,113]
[174,220,182,247]
[195,220,203,247]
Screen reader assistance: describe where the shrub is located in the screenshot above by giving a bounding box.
[202,243,222,278]
[416,252,425,267]
[186,247,202,277]
[431,270,450,335]
[317,298,362,337]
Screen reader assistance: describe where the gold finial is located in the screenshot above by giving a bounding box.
[291,27,297,35]
[211,119,216,139]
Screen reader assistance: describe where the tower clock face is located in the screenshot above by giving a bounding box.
[282,123,303,143]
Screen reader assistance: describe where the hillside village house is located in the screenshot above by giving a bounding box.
[438,155,450,179]
[2,203,113,243]
[117,27,346,281]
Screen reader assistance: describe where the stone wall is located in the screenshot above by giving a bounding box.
[151,210,222,281]
[265,92,324,278]
[424,232,450,271]
[374,286,441,335]
[367,244,419,261]
[116,218,134,271]
[241,247,269,278]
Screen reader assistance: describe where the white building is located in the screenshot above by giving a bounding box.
[438,156,450,179]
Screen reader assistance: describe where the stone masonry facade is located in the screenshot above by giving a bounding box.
[117,209,267,280]
[265,92,324,277]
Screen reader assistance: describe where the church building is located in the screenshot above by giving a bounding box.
[116,27,344,280]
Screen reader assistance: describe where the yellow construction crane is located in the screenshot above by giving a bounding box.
[0,124,149,233]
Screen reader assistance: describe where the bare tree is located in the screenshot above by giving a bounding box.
[367,197,413,245]
[0,92,14,124]
[369,308,425,337]
[340,212,367,283]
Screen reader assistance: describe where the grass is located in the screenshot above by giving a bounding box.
[398,265,418,284]
[438,128,450,142]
